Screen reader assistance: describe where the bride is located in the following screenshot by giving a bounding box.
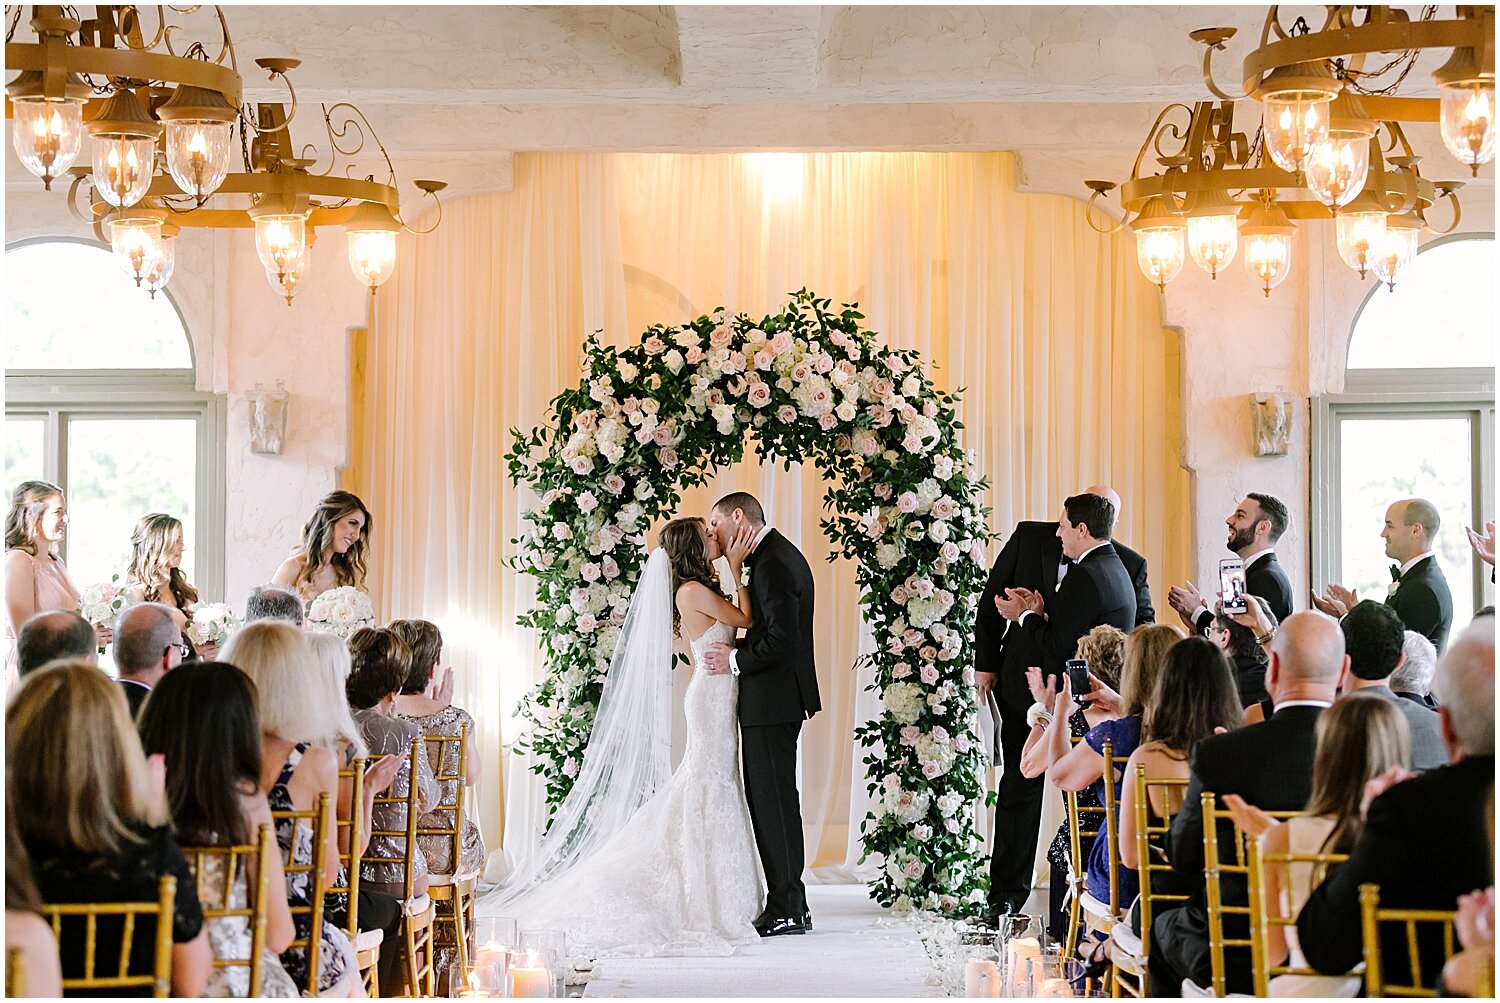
[477,516,765,958]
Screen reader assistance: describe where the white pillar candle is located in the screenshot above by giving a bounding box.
[1005,938,1041,996]
[1038,976,1075,998]
[964,957,1002,997]
[509,950,553,999]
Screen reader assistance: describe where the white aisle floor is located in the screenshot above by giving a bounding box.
[581,884,944,998]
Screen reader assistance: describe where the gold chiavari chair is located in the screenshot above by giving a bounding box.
[362,737,437,997]
[181,823,277,997]
[1068,742,1124,956]
[1063,736,1111,956]
[421,724,477,980]
[1201,794,1300,997]
[335,756,382,995]
[1245,825,1349,996]
[1110,766,1191,999]
[40,875,177,997]
[1359,883,1461,998]
[6,947,24,997]
[270,790,331,995]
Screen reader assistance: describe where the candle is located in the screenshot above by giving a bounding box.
[509,951,552,999]
[964,957,1001,997]
[1038,977,1075,998]
[474,944,507,969]
[1005,937,1041,996]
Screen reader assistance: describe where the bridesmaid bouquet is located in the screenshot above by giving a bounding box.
[187,602,237,646]
[79,576,129,652]
[305,586,375,639]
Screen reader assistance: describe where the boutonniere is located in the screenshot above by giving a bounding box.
[740,564,752,589]
[1386,580,1401,597]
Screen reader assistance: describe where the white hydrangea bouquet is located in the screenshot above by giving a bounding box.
[79,576,129,652]
[305,586,375,639]
[187,602,237,647]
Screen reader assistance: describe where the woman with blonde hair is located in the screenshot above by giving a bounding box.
[4,480,101,679]
[7,661,211,996]
[222,621,361,996]
[272,491,372,602]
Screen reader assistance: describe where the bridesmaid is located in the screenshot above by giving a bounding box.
[271,491,372,603]
[125,513,212,656]
[4,481,105,679]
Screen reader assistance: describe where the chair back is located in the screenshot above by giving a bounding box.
[1131,765,1192,964]
[181,823,277,997]
[40,874,177,997]
[1245,820,1348,995]
[1063,737,1110,953]
[417,725,470,876]
[362,737,424,903]
[1359,883,1460,998]
[1100,742,1122,914]
[4,948,21,997]
[1202,793,1300,996]
[332,756,367,940]
[270,790,331,993]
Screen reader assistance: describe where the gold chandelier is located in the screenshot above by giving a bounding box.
[1086,5,1491,296]
[5,5,444,304]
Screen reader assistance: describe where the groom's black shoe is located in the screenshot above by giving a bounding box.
[803,910,813,931]
[755,915,807,937]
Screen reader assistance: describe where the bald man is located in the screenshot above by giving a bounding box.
[1151,612,1349,995]
[1081,485,1155,627]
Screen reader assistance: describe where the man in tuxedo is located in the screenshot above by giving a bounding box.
[1339,600,1449,771]
[1317,497,1454,653]
[1082,485,1155,627]
[113,602,185,718]
[15,609,97,676]
[977,491,1136,915]
[1150,611,1348,995]
[1297,615,1495,988]
[1169,492,1294,633]
[703,492,820,937]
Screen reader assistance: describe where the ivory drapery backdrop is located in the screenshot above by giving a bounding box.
[344,151,1190,879]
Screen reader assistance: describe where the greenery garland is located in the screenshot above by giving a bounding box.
[506,290,997,915]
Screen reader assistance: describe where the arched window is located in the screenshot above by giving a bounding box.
[4,238,226,599]
[1314,234,1496,640]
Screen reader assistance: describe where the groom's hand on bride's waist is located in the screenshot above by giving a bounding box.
[703,642,733,675]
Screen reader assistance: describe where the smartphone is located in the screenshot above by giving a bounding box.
[1065,658,1091,703]
[1219,558,1248,614]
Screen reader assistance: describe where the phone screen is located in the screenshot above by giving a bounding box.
[1220,560,1248,614]
[1065,658,1090,701]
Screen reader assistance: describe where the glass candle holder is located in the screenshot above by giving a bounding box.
[520,930,568,996]
[1027,952,1085,998]
[507,946,560,999]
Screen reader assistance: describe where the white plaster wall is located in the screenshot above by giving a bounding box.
[4,189,367,606]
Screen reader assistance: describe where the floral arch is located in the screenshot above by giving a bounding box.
[506,290,994,914]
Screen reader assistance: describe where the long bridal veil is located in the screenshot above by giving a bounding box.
[478,548,674,913]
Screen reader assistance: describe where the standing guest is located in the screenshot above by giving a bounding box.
[1317,497,1453,653]
[1393,630,1439,709]
[978,491,1138,917]
[245,584,306,626]
[272,491,372,602]
[222,621,360,996]
[136,661,299,997]
[345,627,438,899]
[1209,596,1276,708]
[113,602,187,718]
[4,481,104,680]
[388,618,485,877]
[1151,611,1349,995]
[1080,486,1156,626]
[1169,493,1295,631]
[1339,600,1449,771]
[15,609,96,676]
[6,802,64,999]
[124,513,214,658]
[7,661,211,996]
[1297,616,1495,989]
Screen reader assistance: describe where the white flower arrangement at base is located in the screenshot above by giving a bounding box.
[186,602,238,647]
[304,586,375,639]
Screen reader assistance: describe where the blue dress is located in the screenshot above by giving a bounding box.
[1083,714,1144,907]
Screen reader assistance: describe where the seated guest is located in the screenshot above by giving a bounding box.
[244,584,306,626]
[222,622,360,996]
[1210,596,1275,708]
[1151,611,1348,996]
[113,602,186,718]
[137,661,300,997]
[389,618,486,877]
[6,805,63,999]
[1223,696,1411,996]
[1297,617,1495,989]
[1339,600,1448,771]
[346,627,438,900]
[1442,880,1495,996]
[15,609,96,676]
[7,662,210,996]
[1393,630,1439,709]
[1117,635,1243,935]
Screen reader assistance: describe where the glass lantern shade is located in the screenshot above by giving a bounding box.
[1262,93,1333,173]
[253,213,307,279]
[1439,82,1496,174]
[1185,203,1240,279]
[347,229,398,289]
[1370,215,1421,292]
[140,233,176,299]
[108,215,165,287]
[10,97,85,190]
[1334,208,1388,279]
[92,135,157,208]
[1305,133,1373,208]
[266,256,307,305]
[1243,232,1294,295]
[1134,223,1186,290]
[164,120,234,200]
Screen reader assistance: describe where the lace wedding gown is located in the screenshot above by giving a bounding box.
[495,620,764,958]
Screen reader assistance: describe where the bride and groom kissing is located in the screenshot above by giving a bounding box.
[479,492,822,959]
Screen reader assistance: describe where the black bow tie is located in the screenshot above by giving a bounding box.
[1060,556,1074,567]
[1390,563,1402,583]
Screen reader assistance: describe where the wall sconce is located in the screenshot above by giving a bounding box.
[248,380,289,454]
[1250,393,1293,456]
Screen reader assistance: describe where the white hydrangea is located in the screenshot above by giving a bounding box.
[883,681,926,724]
[875,542,903,570]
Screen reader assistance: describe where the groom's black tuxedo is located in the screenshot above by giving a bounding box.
[1387,555,1454,653]
[734,528,819,922]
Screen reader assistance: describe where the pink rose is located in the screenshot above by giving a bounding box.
[776,405,797,424]
[581,563,601,582]
[576,613,598,632]
[921,762,941,780]
[920,645,938,662]
[577,491,598,513]
[643,335,666,355]
[886,354,907,374]
[658,446,679,469]
[685,345,705,364]
[874,483,893,500]
[769,331,792,355]
[891,586,909,604]
[940,541,960,562]
[932,726,950,744]
[755,350,774,371]
[818,411,837,430]
[836,359,858,379]
[570,456,594,475]
[923,400,938,418]
[896,492,918,513]
[944,817,961,833]
[903,858,925,879]
[814,353,835,374]
[705,389,725,407]
[791,361,813,383]
[652,425,674,446]
[902,433,922,453]
[747,383,772,408]
[898,404,918,425]
[865,519,884,539]
[604,474,626,495]
[709,325,733,349]
[601,399,620,418]
[892,661,912,679]
[810,386,832,410]
[931,497,956,520]
[601,556,620,579]
[899,724,920,747]
[870,405,891,427]
[870,378,894,401]
[576,410,597,431]
[955,732,971,753]
[622,397,640,414]
[920,664,939,685]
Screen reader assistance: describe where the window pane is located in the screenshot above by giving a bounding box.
[64,419,197,594]
[5,242,192,369]
[5,418,46,486]
[1338,416,1475,636]
[1347,238,1497,370]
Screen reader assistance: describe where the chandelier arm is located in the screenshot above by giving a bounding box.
[315,102,397,187]
[118,6,168,53]
[65,171,99,228]
[1199,40,1248,101]
[1132,104,1195,179]
[1082,186,1126,235]
[397,190,444,236]
[241,72,298,136]
[1418,186,1462,235]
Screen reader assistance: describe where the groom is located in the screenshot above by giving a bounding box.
[703,491,821,937]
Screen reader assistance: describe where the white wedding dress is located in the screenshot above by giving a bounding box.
[484,618,764,959]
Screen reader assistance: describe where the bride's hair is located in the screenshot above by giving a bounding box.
[659,517,719,635]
